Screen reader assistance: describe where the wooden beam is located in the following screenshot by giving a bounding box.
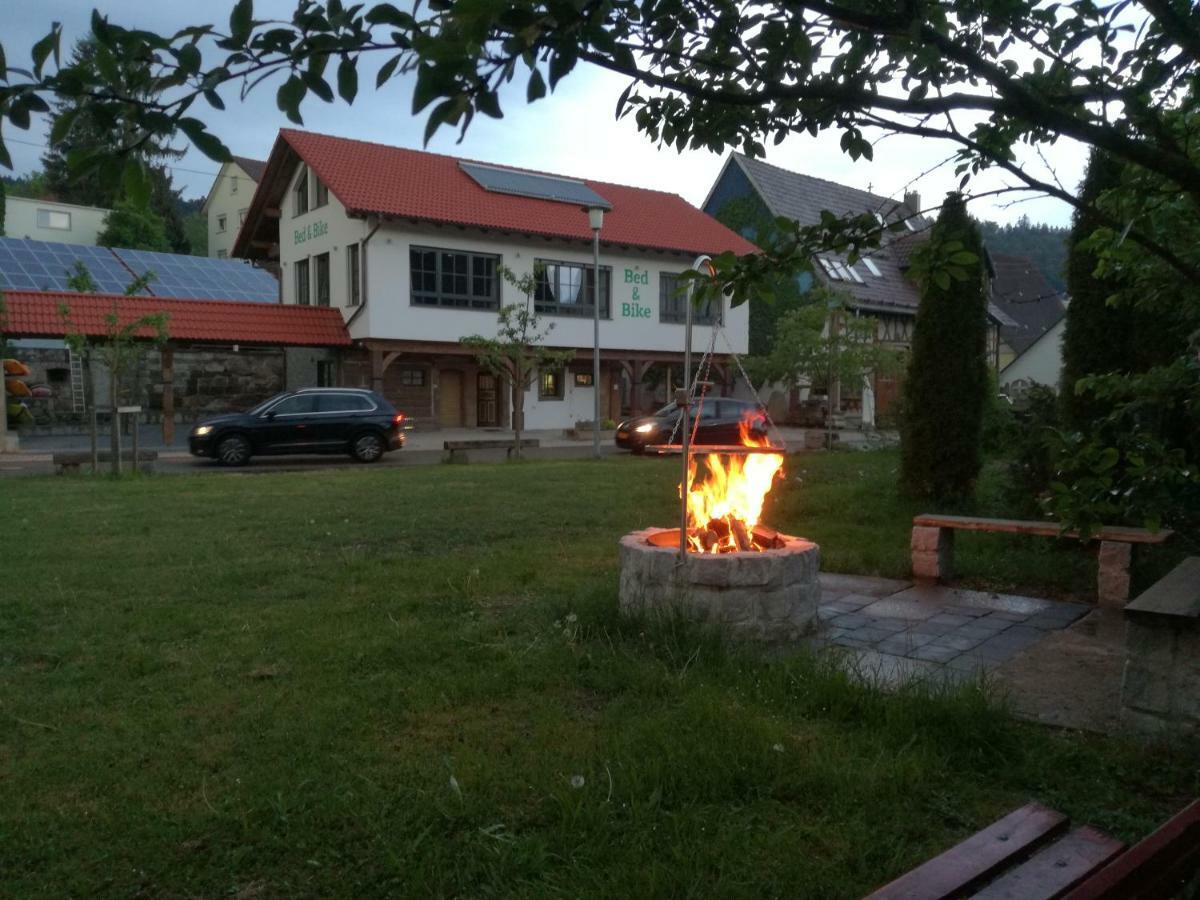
[263,207,281,219]
[160,346,175,446]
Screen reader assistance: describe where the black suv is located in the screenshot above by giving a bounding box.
[616,397,769,453]
[188,388,406,466]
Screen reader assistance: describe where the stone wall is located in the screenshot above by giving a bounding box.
[146,346,286,420]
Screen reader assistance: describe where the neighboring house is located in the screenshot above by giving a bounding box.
[234,129,757,430]
[202,156,267,259]
[702,153,1011,425]
[4,196,111,246]
[1000,315,1066,392]
[991,253,1068,383]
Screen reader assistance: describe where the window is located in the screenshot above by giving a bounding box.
[398,367,426,387]
[317,392,374,412]
[314,253,331,307]
[409,246,500,310]
[659,273,720,325]
[316,361,336,387]
[217,250,228,259]
[863,258,882,277]
[534,260,611,318]
[37,209,71,230]
[231,175,239,195]
[539,369,564,400]
[270,394,318,415]
[293,166,309,216]
[295,258,311,305]
[347,243,361,307]
[844,263,865,284]
[314,178,329,208]
[574,372,594,387]
[238,208,248,225]
[216,214,227,233]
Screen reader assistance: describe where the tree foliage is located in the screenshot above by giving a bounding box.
[97,200,172,252]
[977,217,1068,293]
[900,193,989,502]
[461,265,574,458]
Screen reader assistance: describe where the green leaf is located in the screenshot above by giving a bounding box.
[949,250,978,265]
[303,70,335,103]
[365,4,415,27]
[8,99,30,131]
[337,56,358,103]
[277,76,307,124]
[121,158,152,208]
[376,53,402,88]
[177,117,230,162]
[176,42,201,74]
[204,88,225,111]
[526,68,546,103]
[475,90,502,119]
[230,0,254,43]
[0,42,8,83]
[31,27,60,79]
[933,270,951,290]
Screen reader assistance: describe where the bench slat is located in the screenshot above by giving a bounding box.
[865,803,1069,900]
[1125,558,1200,619]
[913,515,1172,545]
[970,826,1125,900]
[1062,800,1200,900]
[54,450,158,463]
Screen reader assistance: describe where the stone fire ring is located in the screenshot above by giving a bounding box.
[618,527,821,641]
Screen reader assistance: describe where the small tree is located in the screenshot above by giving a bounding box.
[461,265,574,459]
[900,194,989,502]
[98,200,172,252]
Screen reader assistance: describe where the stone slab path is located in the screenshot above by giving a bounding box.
[814,573,1091,689]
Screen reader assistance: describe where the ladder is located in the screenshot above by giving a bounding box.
[68,348,85,413]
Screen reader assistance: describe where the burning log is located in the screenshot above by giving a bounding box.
[752,524,781,550]
[731,519,753,553]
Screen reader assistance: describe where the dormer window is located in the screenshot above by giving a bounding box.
[314,177,329,208]
[293,166,309,217]
[863,258,882,277]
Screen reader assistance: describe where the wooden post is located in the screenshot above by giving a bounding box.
[132,416,139,475]
[161,346,175,446]
[89,407,98,474]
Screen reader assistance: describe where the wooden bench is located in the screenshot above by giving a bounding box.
[911,514,1173,607]
[53,449,158,475]
[443,438,539,463]
[1121,557,1200,733]
[865,799,1200,899]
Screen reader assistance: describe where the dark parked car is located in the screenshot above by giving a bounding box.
[615,397,769,453]
[188,388,406,466]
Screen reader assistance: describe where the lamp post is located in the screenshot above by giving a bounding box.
[585,205,605,459]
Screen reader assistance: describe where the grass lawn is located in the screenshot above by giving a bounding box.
[2,450,1196,898]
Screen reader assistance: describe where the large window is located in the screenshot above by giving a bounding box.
[539,368,564,400]
[660,273,721,325]
[293,166,309,217]
[295,258,311,306]
[409,246,500,310]
[314,253,331,307]
[534,260,611,318]
[347,243,361,307]
[37,209,71,230]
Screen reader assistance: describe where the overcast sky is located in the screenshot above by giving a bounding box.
[5,1,1083,226]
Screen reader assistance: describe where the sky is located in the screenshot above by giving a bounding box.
[4,1,1084,226]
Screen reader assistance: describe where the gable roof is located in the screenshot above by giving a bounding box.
[232,156,268,183]
[990,253,1067,353]
[2,290,350,347]
[235,129,758,259]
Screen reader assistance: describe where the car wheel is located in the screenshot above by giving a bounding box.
[216,434,251,467]
[351,432,385,463]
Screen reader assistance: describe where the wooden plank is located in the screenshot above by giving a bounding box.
[864,803,1069,900]
[1125,558,1200,619]
[1063,800,1200,900]
[970,827,1125,899]
[913,515,1173,545]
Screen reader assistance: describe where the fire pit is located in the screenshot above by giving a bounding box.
[618,414,821,641]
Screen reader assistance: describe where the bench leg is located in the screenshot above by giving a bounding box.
[912,526,954,582]
[1097,541,1132,608]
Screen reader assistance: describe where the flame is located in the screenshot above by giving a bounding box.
[685,411,784,553]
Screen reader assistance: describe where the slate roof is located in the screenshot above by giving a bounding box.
[2,290,350,346]
[232,156,268,182]
[990,253,1068,354]
[235,129,759,259]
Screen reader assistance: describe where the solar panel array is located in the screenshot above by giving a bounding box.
[460,162,611,210]
[113,247,279,302]
[0,237,279,303]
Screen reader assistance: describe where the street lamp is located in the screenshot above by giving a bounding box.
[585,204,605,459]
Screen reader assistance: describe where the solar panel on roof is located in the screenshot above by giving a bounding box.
[460,161,611,210]
[0,237,139,294]
[110,247,279,303]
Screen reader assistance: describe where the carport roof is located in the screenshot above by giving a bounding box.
[2,290,351,347]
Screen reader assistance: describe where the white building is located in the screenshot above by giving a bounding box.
[1001,316,1066,391]
[4,196,110,246]
[202,156,266,259]
[235,130,757,430]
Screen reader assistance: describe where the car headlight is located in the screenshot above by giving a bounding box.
[634,423,658,434]
[193,425,214,436]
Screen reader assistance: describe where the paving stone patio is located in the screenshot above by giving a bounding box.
[813,573,1091,686]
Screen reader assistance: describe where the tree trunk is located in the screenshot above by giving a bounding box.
[109,357,119,474]
[511,372,523,460]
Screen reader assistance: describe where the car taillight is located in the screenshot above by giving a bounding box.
[392,413,406,427]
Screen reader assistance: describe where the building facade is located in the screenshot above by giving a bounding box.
[236,130,757,430]
[202,156,266,259]
[4,196,111,246]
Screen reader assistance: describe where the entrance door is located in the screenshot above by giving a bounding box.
[477,373,498,427]
[438,370,464,427]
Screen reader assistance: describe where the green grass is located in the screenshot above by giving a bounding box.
[1,451,1195,898]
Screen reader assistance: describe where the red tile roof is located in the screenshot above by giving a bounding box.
[272,129,759,257]
[2,291,350,346]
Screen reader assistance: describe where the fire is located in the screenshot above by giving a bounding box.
[685,412,785,553]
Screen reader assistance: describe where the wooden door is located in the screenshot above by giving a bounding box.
[438,370,464,427]
[477,373,498,426]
